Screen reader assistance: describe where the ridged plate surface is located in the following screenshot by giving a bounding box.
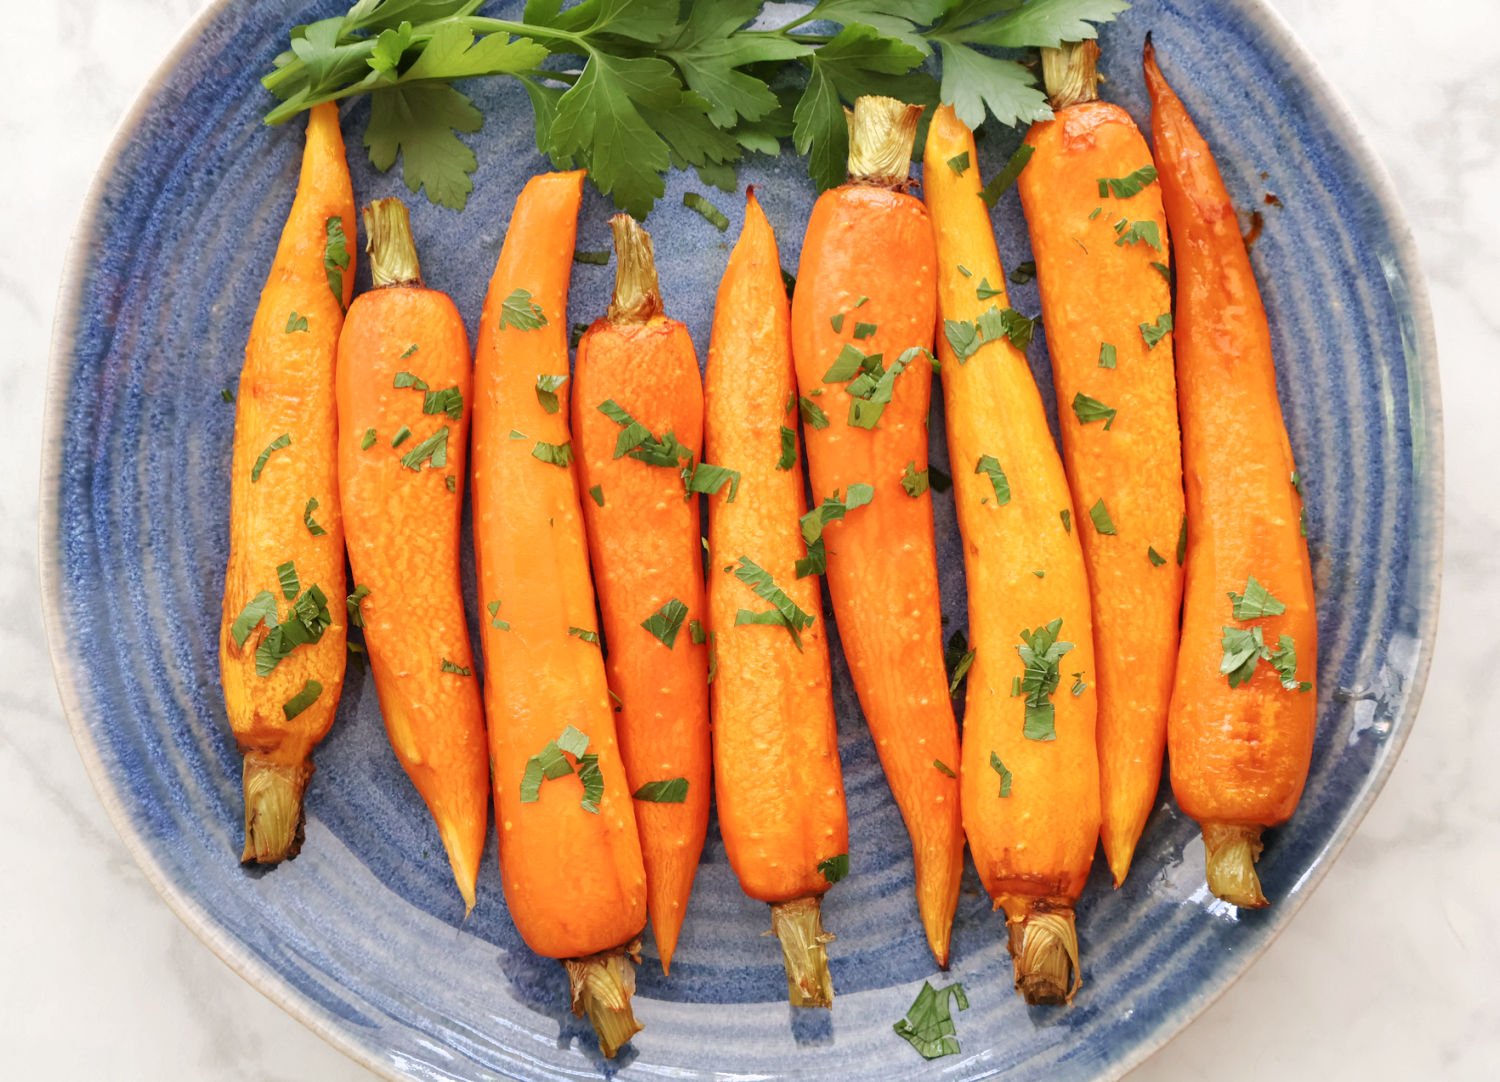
[41,1,1441,1079]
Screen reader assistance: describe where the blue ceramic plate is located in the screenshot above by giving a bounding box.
[41,1,1441,1079]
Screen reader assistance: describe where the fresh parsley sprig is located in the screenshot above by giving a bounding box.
[262,0,1130,216]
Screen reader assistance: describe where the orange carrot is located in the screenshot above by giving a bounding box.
[220,102,353,864]
[470,171,647,1056]
[572,215,711,975]
[788,96,963,967]
[706,189,848,1007]
[925,105,1100,1004]
[1017,41,1185,888]
[1146,38,1318,908]
[335,198,488,911]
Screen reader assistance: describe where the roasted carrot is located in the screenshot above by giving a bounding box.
[1145,39,1317,908]
[470,171,647,1055]
[220,102,353,864]
[707,189,848,1007]
[1017,41,1185,888]
[788,96,963,968]
[335,198,488,911]
[572,215,711,975]
[925,105,1100,1004]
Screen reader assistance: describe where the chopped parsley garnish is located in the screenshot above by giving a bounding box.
[400,427,449,470]
[946,151,970,176]
[1097,165,1159,199]
[1229,575,1288,619]
[853,321,877,340]
[1148,546,1167,567]
[641,598,690,648]
[570,322,588,348]
[520,726,601,812]
[1088,497,1117,535]
[486,599,510,631]
[945,629,975,697]
[229,591,279,648]
[254,582,333,677]
[981,143,1034,208]
[1268,634,1311,692]
[901,461,929,498]
[286,311,309,333]
[597,399,692,468]
[824,343,873,383]
[778,425,798,470]
[282,679,323,721]
[1220,625,1268,688]
[498,288,547,331]
[1071,672,1088,696]
[1150,261,1173,286]
[1017,619,1074,741]
[1071,392,1117,430]
[302,497,326,537]
[892,981,969,1060]
[324,217,349,308]
[1098,342,1117,369]
[251,433,291,482]
[1088,206,1103,220]
[346,584,370,628]
[1115,220,1163,250]
[360,428,376,450]
[220,388,235,403]
[1177,514,1188,565]
[391,425,412,448]
[831,312,846,333]
[574,249,610,265]
[796,483,874,577]
[733,556,815,648]
[588,484,604,507]
[394,370,429,391]
[441,658,472,676]
[799,395,830,430]
[933,759,956,778]
[990,751,1013,797]
[976,278,1004,301]
[401,344,419,359]
[423,386,463,419]
[634,778,689,803]
[846,347,925,430]
[817,853,849,884]
[276,560,300,600]
[1140,312,1173,349]
[683,461,741,501]
[683,191,729,231]
[446,474,457,493]
[568,626,599,644]
[689,618,707,645]
[508,429,528,440]
[975,455,1011,505]
[531,439,573,467]
[1009,261,1036,285]
[1061,509,1072,534]
[945,305,1035,361]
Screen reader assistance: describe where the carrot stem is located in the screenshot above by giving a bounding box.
[606,214,663,324]
[846,95,923,187]
[563,940,643,1058]
[1006,907,1082,1006]
[362,198,422,288]
[769,897,835,1008]
[240,753,312,864]
[1202,823,1269,908]
[1040,40,1101,110]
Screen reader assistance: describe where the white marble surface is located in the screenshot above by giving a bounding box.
[5,1,1496,1078]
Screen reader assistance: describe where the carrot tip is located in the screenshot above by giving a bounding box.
[769,897,835,1008]
[563,939,644,1058]
[1202,822,1270,909]
[239,753,313,865]
[1006,908,1082,1006]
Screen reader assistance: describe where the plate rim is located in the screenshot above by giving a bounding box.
[37,1,1445,1080]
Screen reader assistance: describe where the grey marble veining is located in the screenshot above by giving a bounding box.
[6,0,1495,1079]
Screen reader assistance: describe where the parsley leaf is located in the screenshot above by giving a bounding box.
[683,191,730,231]
[251,434,291,482]
[324,217,349,308]
[1228,575,1288,620]
[1115,219,1163,250]
[641,598,690,648]
[1099,342,1117,369]
[1140,312,1173,349]
[817,853,850,884]
[945,629,975,697]
[901,461,929,497]
[633,778,689,803]
[302,497,327,537]
[1098,165,1159,198]
[1088,497,1117,535]
[400,427,449,470]
[797,483,874,577]
[535,374,567,414]
[1017,618,1075,741]
[1071,392,1117,430]
[283,679,323,721]
[286,312,309,333]
[778,425,798,470]
[1220,625,1267,688]
[531,439,573,467]
[734,556,815,648]
[683,461,742,501]
[975,455,1011,505]
[990,751,1013,798]
[499,288,548,331]
[893,980,969,1061]
[799,395,830,430]
[979,142,1034,207]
